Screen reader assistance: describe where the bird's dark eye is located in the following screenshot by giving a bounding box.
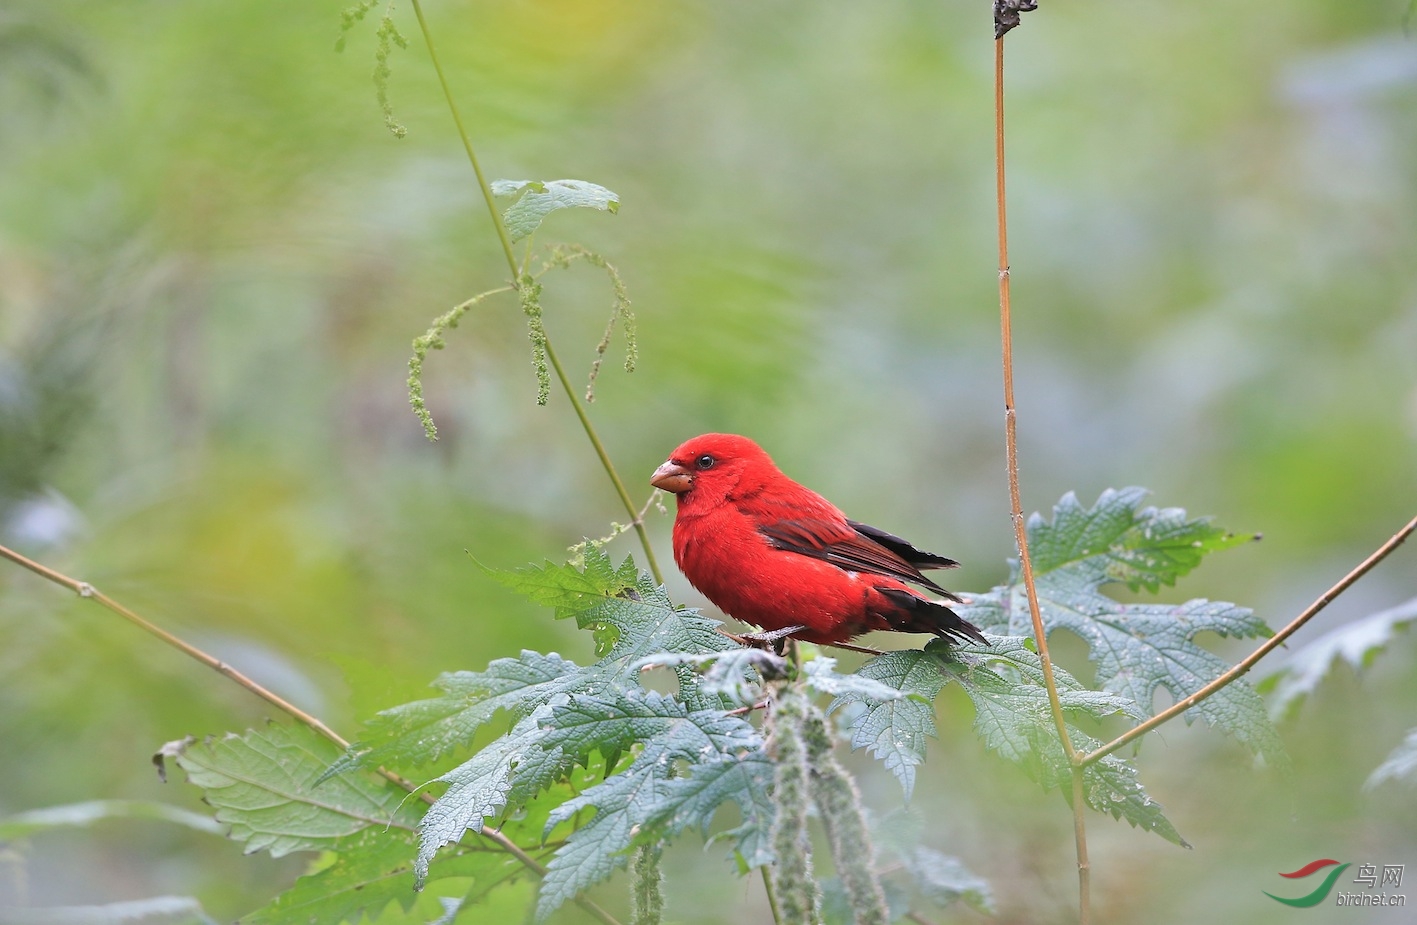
[695,454,715,470]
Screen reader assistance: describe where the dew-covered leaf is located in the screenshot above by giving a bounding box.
[958,489,1283,767]
[328,650,581,776]
[531,689,765,921]
[492,178,620,242]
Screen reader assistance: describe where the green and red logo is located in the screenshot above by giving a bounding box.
[1264,859,1351,907]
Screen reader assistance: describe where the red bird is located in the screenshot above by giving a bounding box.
[650,433,985,647]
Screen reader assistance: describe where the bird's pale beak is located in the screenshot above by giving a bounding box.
[650,460,693,494]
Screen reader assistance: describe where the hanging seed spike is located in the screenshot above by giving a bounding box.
[373,11,408,138]
[406,290,501,441]
[519,279,551,405]
[802,703,889,925]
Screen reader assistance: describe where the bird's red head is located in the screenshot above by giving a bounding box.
[650,433,781,510]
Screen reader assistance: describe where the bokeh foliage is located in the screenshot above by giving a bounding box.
[1,0,1415,922]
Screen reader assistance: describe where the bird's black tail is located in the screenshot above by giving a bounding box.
[877,588,988,645]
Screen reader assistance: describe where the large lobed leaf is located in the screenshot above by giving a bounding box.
[413,550,736,888]
[833,638,1184,846]
[957,488,1285,767]
[159,724,421,858]
[240,830,514,925]
[531,689,769,921]
[481,550,640,621]
[1026,486,1253,591]
[828,646,951,803]
[329,650,582,776]
[943,639,1186,847]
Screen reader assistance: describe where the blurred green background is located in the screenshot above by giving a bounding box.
[1,0,1415,922]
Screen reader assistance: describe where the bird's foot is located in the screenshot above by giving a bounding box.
[728,625,809,655]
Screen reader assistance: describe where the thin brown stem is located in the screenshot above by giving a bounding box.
[0,543,347,747]
[1070,769,1091,917]
[0,543,625,925]
[725,700,770,718]
[994,36,1089,925]
[1081,512,1417,767]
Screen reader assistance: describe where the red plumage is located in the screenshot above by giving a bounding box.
[650,433,985,646]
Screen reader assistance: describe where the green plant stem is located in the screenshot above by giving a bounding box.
[408,0,664,586]
[761,867,784,925]
[544,337,664,584]
[408,0,517,275]
[993,35,1088,925]
[1080,511,1417,767]
[0,542,626,925]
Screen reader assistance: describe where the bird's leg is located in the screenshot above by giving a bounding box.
[732,624,809,649]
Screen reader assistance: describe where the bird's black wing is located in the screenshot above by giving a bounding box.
[758,517,962,601]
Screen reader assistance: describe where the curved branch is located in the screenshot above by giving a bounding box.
[1080,512,1417,767]
[0,542,626,925]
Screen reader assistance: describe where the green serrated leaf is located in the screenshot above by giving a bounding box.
[416,703,575,884]
[934,642,1187,847]
[491,178,620,242]
[831,635,1134,802]
[633,648,779,708]
[959,489,1284,767]
[413,557,728,887]
[658,750,776,869]
[240,830,505,925]
[573,575,725,671]
[244,783,569,925]
[1027,487,1254,592]
[481,547,639,620]
[1074,730,1189,847]
[803,656,906,703]
[1261,596,1417,719]
[531,689,763,922]
[830,647,949,802]
[168,724,420,857]
[331,650,581,776]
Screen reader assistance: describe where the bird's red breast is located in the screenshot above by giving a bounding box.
[650,433,984,646]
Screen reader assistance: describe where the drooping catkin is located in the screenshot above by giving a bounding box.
[537,244,637,402]
[407,288,504,440]
[373,9,408,138]
[518,277,551,405]
[767,685,821,925]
